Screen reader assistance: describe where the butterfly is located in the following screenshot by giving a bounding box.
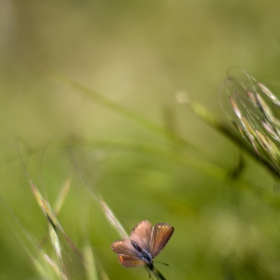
[111,220,174,272]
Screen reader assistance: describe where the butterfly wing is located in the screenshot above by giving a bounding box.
[111,238,139,256]
[117,255,146,267]
[111,238,146,268]
[130,220,152,252]
[150,222,174,258]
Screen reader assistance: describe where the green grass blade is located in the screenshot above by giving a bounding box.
[44,70,190,148]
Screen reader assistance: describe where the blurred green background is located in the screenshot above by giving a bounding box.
[1,0,280,279]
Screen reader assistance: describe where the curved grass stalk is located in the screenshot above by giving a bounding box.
[185,98,280,180]
[43,70,194,149]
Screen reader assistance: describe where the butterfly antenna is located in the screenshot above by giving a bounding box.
[154,261,169,266]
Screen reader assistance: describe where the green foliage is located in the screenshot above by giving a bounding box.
[2,1,280,280]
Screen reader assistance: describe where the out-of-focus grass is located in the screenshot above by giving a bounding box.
[2,1,280,279]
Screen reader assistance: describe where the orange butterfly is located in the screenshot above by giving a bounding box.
[111,220,174,271]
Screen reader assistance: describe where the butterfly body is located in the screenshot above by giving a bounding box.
[131,239,154,270]
[111,220,174,271]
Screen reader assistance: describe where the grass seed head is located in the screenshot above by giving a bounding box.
[223,68,280,172]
